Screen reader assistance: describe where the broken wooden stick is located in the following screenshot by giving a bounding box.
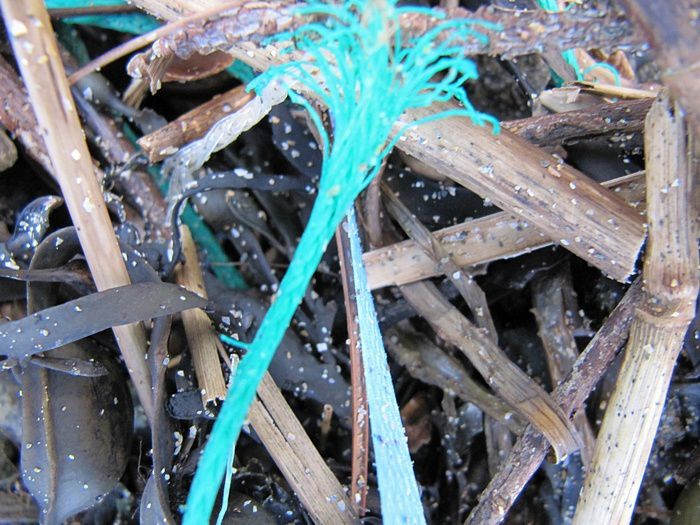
[2,0,153,420]
[573,93,699,525]
[364,172,645,290]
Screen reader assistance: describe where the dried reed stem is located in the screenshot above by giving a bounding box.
[573,93,699,524]
[398,280,581,461]
[335,222,370,515]
[1,0,153,420]
[249,373,356,524]
[364,172,645,290]
[466,280,644,525]
[398,102,646,283]
[174,226,227,406]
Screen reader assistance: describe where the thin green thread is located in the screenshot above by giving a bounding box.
[184,1,498,522]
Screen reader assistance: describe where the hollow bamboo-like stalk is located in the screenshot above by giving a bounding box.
[1,0,153,420]
[573,93,699,524]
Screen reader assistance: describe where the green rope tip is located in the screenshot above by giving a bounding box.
[184,1,498,523]
[218,333,251,351]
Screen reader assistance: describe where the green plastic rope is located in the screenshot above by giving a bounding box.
[184,1,499,522]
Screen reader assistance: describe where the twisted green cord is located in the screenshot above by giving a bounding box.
[184,2,499,522]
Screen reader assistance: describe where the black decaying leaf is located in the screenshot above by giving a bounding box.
[1,195,62,269]
[0,282,207,360]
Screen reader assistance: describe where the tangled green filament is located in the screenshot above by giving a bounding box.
[184,1,498,522]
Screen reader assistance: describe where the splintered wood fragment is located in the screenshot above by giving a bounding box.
[335,222,370,516]
[1,0,153,420]
[502,98,652,147]
[397,102,646,283]
[399,280,581,461]
[249,373,356,525]
[573,93,699,525]
[364,172,646,290]
[466,279,643,525]
[138,84,254,162]
[174,226,227,406]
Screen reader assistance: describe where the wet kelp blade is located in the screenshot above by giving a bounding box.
[0,282,207,359]
[345,208,425,524]
[184,1,498,521]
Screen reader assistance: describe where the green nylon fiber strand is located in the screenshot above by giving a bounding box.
[184,2,498,522]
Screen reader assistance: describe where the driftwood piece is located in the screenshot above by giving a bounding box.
[363,172,645,290]
[617,0,700,137]
[466,279,644,525]
[502,98,652,147]
[138,84,254,162]
[397,102,646,283]
[174,226,227,406]
[573,94,699,525]
[1,0,153,420]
